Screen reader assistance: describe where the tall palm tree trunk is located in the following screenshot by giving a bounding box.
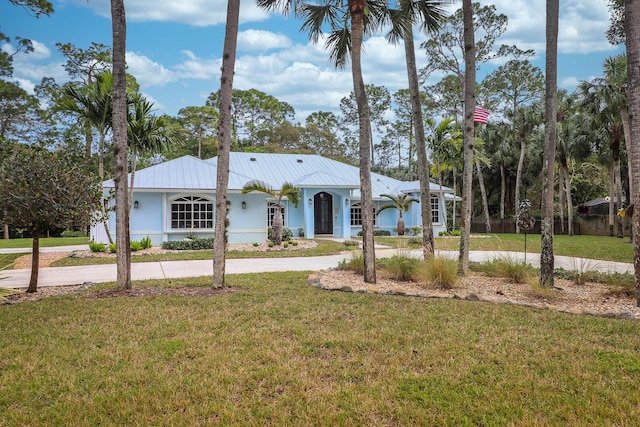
[402,16,434,259]
[563,164,574,236]
[515,131,526,233]
[540,0,559,288]
[213,0,240,288]
[558,165,565,234]
[27,229,40,293]
[476,160,491,233]
[625,0,640,305]
[499,164,505,220]
[349,0,375,283]
[458,0,475,276]
[111,0,131,290]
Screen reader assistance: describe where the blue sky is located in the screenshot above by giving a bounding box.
[1,0,625,123]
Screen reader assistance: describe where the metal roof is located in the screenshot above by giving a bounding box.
[106,152,457,200]
[393,180,456,195]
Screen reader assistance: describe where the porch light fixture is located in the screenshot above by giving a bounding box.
[345,199,350,206]
[134,200,139,209]
[308,198,313,205]
[241,201,247,210]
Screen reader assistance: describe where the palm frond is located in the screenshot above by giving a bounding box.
[241,180,276,197]
[326,28,352,70]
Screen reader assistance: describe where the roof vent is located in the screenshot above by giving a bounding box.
[297,159,303,163]
[250,157,256,162]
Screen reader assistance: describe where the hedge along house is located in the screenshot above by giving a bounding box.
[91,152,458,245]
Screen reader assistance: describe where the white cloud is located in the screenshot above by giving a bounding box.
[483,0,616,55]
[238,30,292,52]
[69,0,269,26]
[126,51,177,86]
[173,50,220,80]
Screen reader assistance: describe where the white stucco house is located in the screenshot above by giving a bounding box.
[91,152,459,245]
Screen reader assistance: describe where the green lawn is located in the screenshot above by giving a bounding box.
[52,239,347,267]
[375,234,635,264]
[0,236,89,249]
[2,272,639,425]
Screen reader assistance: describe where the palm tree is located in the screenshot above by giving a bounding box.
[540,0,559,288]
[55,71,113,180]
[55,71,114,243]
[458,0,475,276]
[257,0,388,284]
[110,0,131,290]
[427,117,461,230]
[127,94,176,208]
[378,193,419,235]
[386,0,447,259]
[624,0,640,305]
[241,181,301,245]
[213,0,240,288]
[512,104,543,233]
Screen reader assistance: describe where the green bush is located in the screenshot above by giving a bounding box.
[378,253,421,281]
[283,242,289,248]
[408,237,422,246]
[472,256,536,284]
[109,243,117,253]
[337,252,365,274]
[291,241,298,246]
[61,230,86,238]
[141,236,152,249]
[89,241,106,253]
[420,256,458,289]
[161,238,215,250]
[268,227,292,242]
[357,230,391,237]
[130,241,143,252]
[268,241,275,248]
[252,242,259,247]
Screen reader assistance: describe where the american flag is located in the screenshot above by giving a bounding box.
[474,107,490,124]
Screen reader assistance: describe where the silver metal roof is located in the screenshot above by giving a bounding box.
[106,152,456,200]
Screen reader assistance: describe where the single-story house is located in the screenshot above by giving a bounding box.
[577,196,626,216]
[91,152,459,245]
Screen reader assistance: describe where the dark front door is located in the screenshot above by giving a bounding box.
[314,192,333,235]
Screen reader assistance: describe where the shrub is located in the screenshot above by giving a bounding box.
[472,256,536,284]
[407,226,422,236]
[268,241,275,248]
[161,238,215,250]
[268,227,293,242]
[109,243,117,253]
[379,252,421,281]
[343,239,359,248]
[130,241,143,252]
[141,236,152,249]
[337,252,365,274]
[450,229,461,236]
[89,241,106,253]
[283,242,289,248]
[291,241,298,246]
[357,230,391,237]
[252,242,259,247]
[420,256,458,289]
[61,230,86,238]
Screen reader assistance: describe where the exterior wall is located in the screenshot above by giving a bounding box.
[93,187,453,245]
[228,193,267,244]
[130,192,164,244]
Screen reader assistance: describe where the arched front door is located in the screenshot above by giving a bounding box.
[314,192,333,235]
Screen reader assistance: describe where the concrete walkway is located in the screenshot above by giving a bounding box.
[0,244,634,289]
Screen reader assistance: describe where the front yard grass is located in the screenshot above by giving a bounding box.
[51,239,346,267]
[2,271,640,425]
[376,234,634,264]
[0,236,89,249]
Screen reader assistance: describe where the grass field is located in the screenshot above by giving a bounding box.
[0,236,89,249]
[2,272,639,425]
[374,233,636,264]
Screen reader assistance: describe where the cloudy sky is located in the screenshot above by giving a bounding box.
[1,0,624,123]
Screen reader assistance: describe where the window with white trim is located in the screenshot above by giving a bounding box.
[431,197,440,223]
[171,196,214,229]
[267,202,286,227]
[350,203,376,226]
